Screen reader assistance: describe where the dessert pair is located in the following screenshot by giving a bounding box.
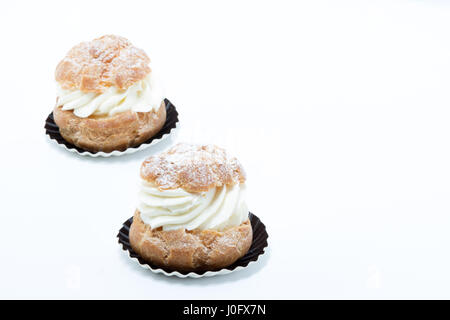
[52,35,254,272]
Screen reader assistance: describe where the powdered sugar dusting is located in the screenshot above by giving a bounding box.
[55,35,151,93]
[140,143,246,192]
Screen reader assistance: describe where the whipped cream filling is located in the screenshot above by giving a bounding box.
[137,180,249,231]
[56,72,164,118]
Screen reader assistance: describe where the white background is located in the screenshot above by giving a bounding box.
[0,0,449,299]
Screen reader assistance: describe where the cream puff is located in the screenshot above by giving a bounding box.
[129,143,253,272]
[53,35,166,153]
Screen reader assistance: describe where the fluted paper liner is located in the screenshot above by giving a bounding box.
[117,212,268,278]
[44,98,179,157]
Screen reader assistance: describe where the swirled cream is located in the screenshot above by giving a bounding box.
[137,180,249,231]
[56,72,164,118]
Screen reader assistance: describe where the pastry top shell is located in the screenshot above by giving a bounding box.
[55,35,150,93]
[140,143,246,193]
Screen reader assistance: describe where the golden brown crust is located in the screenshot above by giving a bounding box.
[140,143,246,193]
[53,101,166,153]
[55,35,151,93]
[130,210,253,272]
